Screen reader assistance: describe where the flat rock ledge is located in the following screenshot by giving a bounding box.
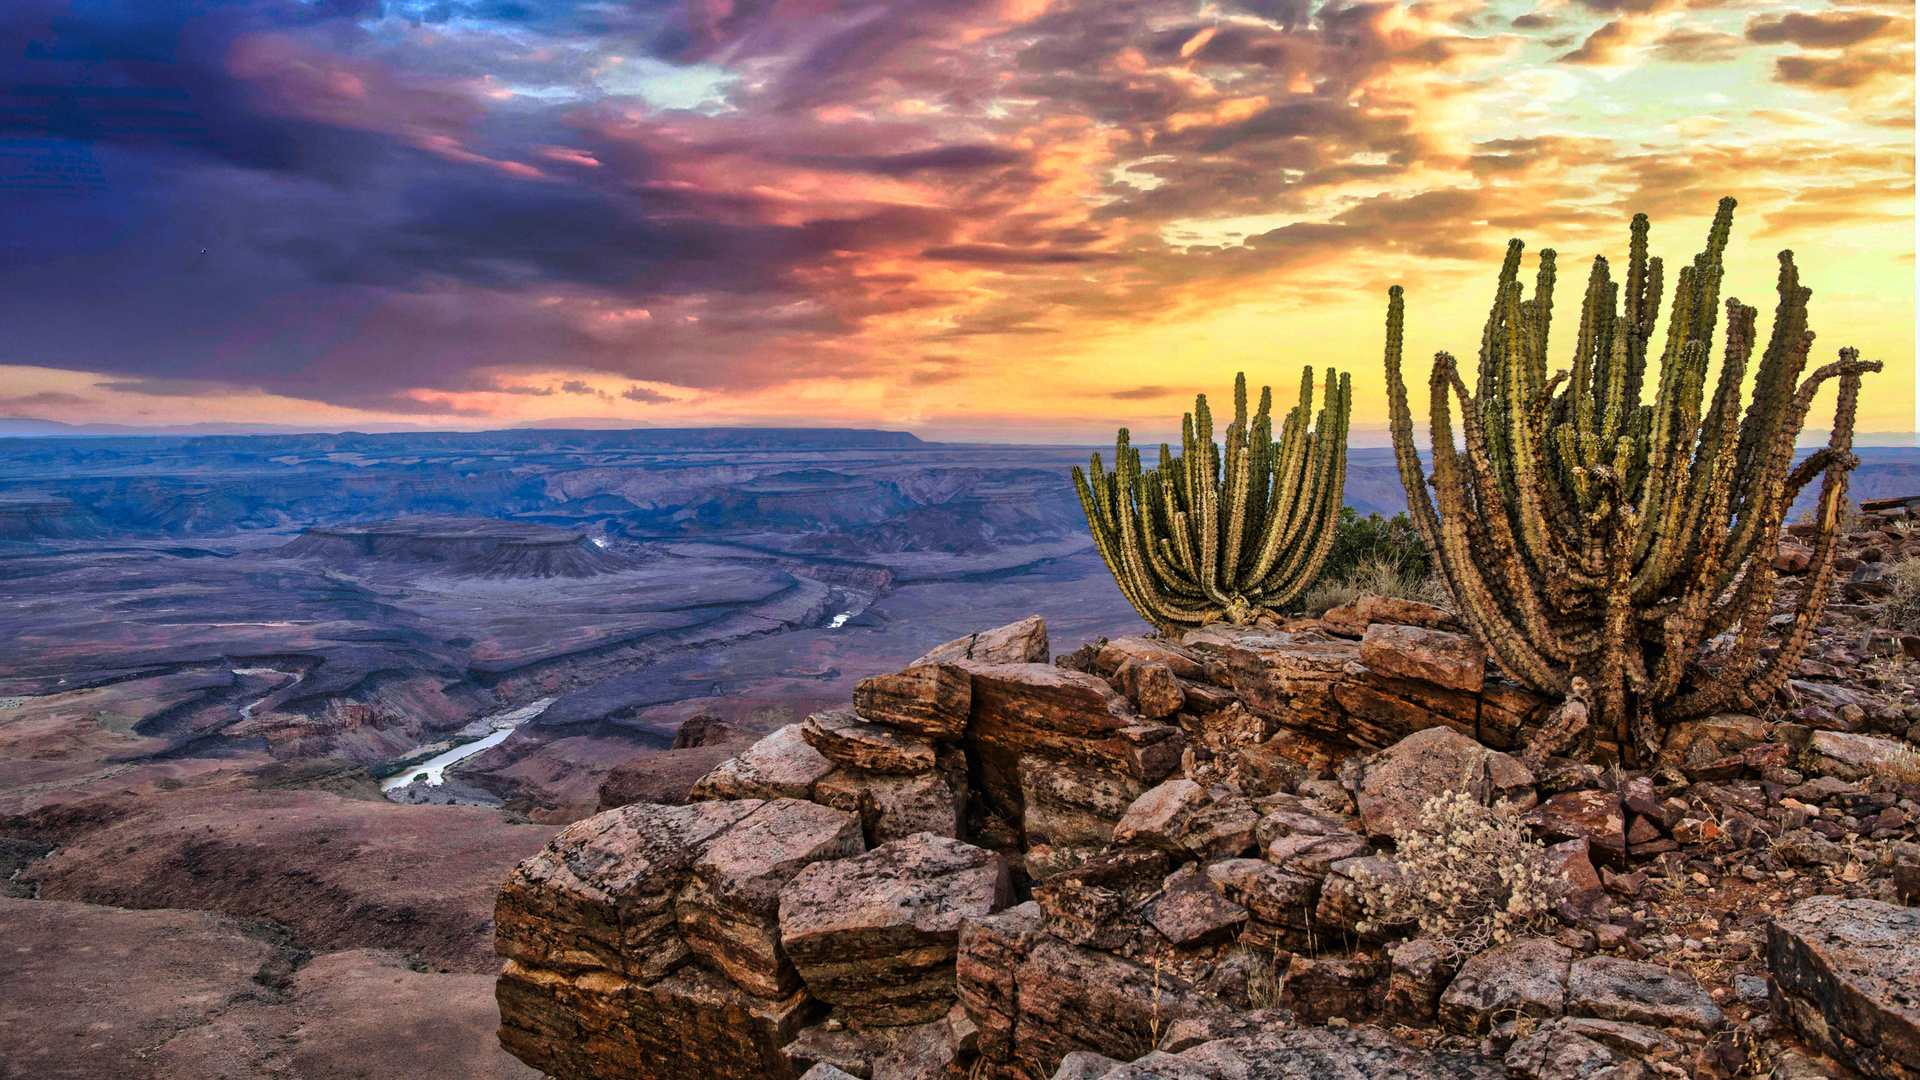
[1770,896,1920,1080]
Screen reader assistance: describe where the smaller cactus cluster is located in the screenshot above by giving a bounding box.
[1074,369,1352,636]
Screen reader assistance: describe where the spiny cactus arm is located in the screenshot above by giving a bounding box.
[1674,353,1880,717]
[1429,354,1570,692]
[1246,385,1275,548]
[1657,299,1760,593]
[1258,371,1351,602]
[1716,323,1819,590]
[1242,368,1318,586]
[1731,251,1809,486]
[1074,460,1159,627]
[1136,471,1205,599]
[1647,379,1745,702]
[1219,376,1254,587]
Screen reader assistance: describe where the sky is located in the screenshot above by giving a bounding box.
[0,0,1911,445]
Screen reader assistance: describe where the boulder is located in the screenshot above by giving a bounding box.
[800,707,937,775]
[779,833,1012,1026]
[1111,779,1212,851]
[1019,757,1143,880]
[1205,858,1320,945]
[811,767,963,849]
[495,800,763,983]
[1358,623,1487,693]
[1527,790,1627,867]
[1033,849,1170,950]
[626,964,814,1080]
[1567,956,1724,1032]
[914,616,1049,666]
[1318,595,1462,639]
[690,725,836,802]
[1350,727,1536,840]
[1384,938,1445,1025]
[964,663,1137,737]
[1091,636,1202,678]
[1768,896,1920,1080]
[674,799,865,998]
[1066,1027,1507,1080]
[1280,952,1384,1025]
[954,902,1043,1063]
[1656,715,1769,772]
[853,663,972,739]
[1503,1025,1623,1080]
[1177,797,1262,860]
[1332,663,1480,745]
[1144,863,1249,947]
[1438,937,1571,1035]
[1265,832,1373,878]
[1112,657,1185,719]
[1807,730,1916,782]
[997,933,1224,1070]
[1196,629,1360,730]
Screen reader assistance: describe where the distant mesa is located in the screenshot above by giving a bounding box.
[276,515,640,578]
[0,494,107,540]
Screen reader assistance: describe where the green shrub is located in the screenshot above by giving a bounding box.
[1320,507,1430,585]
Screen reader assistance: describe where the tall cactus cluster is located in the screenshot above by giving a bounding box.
[1074,369,1352,636]
[1383,197,1882,763]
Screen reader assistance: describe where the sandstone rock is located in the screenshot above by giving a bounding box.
[1315,854,1408,939]
[1319,595,1462,638]
[799,1065,859,1080]
[1545,837,1608,919]
[1112,657,1185,719]
[1807,730,1916,782]
[1438,937,1571,1035]
[1053,1051,1126,1079]
[813,767,964,847]
[675,799,865,998]
[1095,637,1205,681]
[496,799,763,983]
[780,833,1012,1026]
[1567,955,1723,1032]
[1145,863,1249,947]
[1332,662,1479,745]
[1656,715,1769,773]
[965,663,1137,737]
[1358,623,1487,693]
[1768,895,1920,1080]
[1033,848,1170,949]
[1018,757,1143,880]
[1205,858,1319,936]
[1112,779,1212,851]
[690,725,837,802]
[801,707,938,775]
[1265,832,1374,878]
[1177,797,1261,860]
[853,664,971,739]
[1385,938,1444,1024]
[626,964,814,1080]
[1280,952,1383,1025]
[1504,1026,1622,1080]
[999,933,1223,1070]
[1186,627,1359,727]
[1350,727,1536,840]
[915,616,1049,667]
[1527,790,1627,867]
[1774,829,1848,868]
[1071,1027,1507,1080]
[954,902,1042,1063]
[1154,1007,1297,1053]
[1479,682,1552,749]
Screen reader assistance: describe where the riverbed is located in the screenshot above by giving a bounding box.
[379,696,556,794]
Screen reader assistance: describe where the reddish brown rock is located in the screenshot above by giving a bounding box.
[1146,863,1250,946]
[852,663,972,739]
[1018,757,1142,879]
[1111,778,1211,851]
[495,800,762,984]
[1438,937,1571,1035]
[800,707,937,775]
[1332,662,1481,746]
[1567,956,1723,1032]
[689,725,836,803]
[1385,938,1445,1025]
[674,799,865,998]
[914,616,1049,666]
[1281,952,1384,1025]
[1094,637,1205,681]
[1112,657,1185,719]
[964,663,1136,737]
[1358,624,1486,694]
[811,766,963,846]
[1032,848,1170,949]
[1319,595,1462,639]
[1196,629,1360,726]
[779,833,1012,1026]
[1769,896,1920,1080]
[1265,832,1374,878]
[1351,727,1536,840]
[1526,790,1627,867]
[625,964,813,1080]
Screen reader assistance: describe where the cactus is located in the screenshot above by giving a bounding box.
[1382,197,1882,763]
[1073,369,1352,635]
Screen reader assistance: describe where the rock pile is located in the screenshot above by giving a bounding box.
[496,595,1920,1080]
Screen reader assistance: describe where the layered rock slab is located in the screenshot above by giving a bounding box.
[780,833,1012,1026]
[802,707,938,775]
[1069,1027,1506,1080]
[1769,896,1920,1080]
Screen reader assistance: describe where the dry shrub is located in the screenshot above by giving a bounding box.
[1879,557,1920,633]
[1354,791,1563,963]
[1874,743,1920,787]
[1304,554,1455,617]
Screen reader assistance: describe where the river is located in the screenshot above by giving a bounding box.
[378,696,556,794]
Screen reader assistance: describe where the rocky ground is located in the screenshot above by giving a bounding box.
[497,506,1920,1080]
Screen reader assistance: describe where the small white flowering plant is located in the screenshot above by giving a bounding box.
[1355,790,1565,962]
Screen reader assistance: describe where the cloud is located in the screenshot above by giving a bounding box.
[0,391,90,414]
[620,384,675,403]
[1110,386,1177,400]
[1745,11,1895,48]
[1649,26,1745,63]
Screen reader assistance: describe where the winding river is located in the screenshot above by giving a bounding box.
[378,696,556,794]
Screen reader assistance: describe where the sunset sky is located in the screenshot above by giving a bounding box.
[0,0,1912,444]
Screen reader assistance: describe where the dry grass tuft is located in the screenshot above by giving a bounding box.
[1879,557,1920,633]
[1305,554,1454,617]
[1354,791,1563,963]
